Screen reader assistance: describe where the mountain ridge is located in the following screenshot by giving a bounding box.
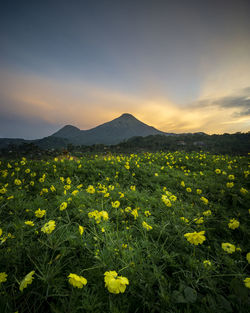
[51,113,174,145]
[0,113,216,150]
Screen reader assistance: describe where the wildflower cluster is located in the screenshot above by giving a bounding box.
[0,151,249,312]
[104,271,129,294]
[88,210,109,223]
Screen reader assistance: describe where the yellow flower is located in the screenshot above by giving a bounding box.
[196,189,202,195]
[19,270,35,291]
[50,185,56,192]
[40,188,48,195]
[14,179,22,185]
[112,201,120,208]
[0,272,7,283]
[59,202,67,211]
[104,271,129,294]
[240,187,248,194]
[71,190,79,196]
[144,210,151,217]
[170,195,177,202]
[226,182,234,188]
[0,187,7,194]
[203,260,211,268]
[142,221,152,231]
[41,220,56,234]
[125,207,132,213]
[228,218,240,230]
[25,221,34,227]
[180,217,189,223]
[88,210,108,223]
[243,277,250,288]
[162,195,172,207]
[215,169,221,174]
[64,184,71,190]
[246,252,250,263]
[131,209,138,220]
[88,210,100,222]
[68,273,87,288]
[119,192,124,198]
[86,185,95,194]
[186,187,192,193]
[130,185,136,191]
[181,181,185,187]
[194,217,204,224]
[228,174,235,180]
[35,208,46,218]
[200,197,208,205]
[184,231,206,245]
[79,225,85,236]
[203,210,212,216]
[100,211,109,221]
[221,242,236,254]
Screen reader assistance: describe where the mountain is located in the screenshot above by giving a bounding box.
[51,113,173,145]
[52,125,81,138]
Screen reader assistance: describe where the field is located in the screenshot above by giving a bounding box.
[0,151,249,313]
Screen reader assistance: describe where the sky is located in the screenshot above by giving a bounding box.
[0,0,250,139]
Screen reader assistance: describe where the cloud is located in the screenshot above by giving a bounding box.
[191,86,250,118]
[0,69,249,138]
[234,108,250,117]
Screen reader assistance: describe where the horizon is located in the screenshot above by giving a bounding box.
[1,0,250,139]
[0,112,249,140]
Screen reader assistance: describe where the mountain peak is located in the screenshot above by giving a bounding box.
[51,113,170,144]
[119,113,135,119]
[52,124,80,138]
[62,125,80,130]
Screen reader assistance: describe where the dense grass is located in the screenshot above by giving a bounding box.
[0,151,249,313]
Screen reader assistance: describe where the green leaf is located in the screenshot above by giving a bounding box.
[184,287,197,303]
[172,290,188,303]
[216,295,233,312]
[230,277,248,300]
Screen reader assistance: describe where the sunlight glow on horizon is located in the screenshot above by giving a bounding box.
[0,1,250,138]
[0,68,249,138]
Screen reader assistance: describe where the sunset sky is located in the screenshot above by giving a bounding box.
[1,0,250,139]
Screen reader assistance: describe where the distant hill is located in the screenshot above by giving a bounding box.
[0,138,29,149]
[51,113,174,145]
[1,114,248,154]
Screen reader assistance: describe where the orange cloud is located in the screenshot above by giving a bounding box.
[0,69,249,136]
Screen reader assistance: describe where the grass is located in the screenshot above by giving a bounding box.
[0,151,249,312]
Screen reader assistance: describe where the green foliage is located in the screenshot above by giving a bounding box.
[0,151,249,312]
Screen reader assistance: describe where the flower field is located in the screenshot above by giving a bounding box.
[0,151,249,312]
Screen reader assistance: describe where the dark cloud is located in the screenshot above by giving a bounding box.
[233,108,250,117]
[193,87,250,115]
